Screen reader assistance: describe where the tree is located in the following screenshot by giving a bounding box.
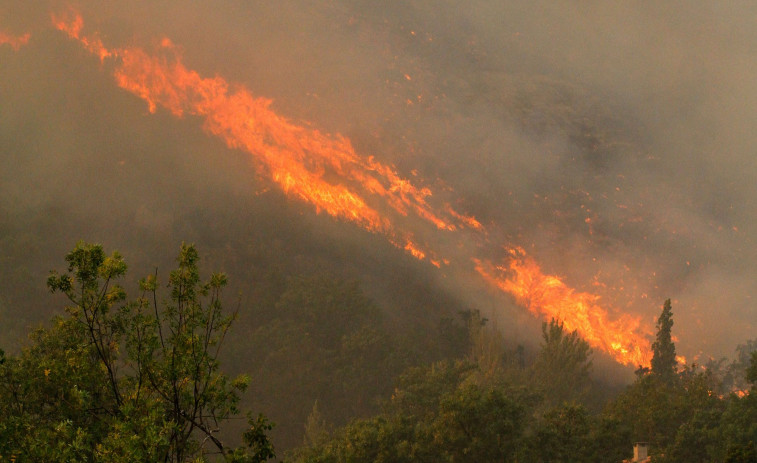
[719,352,757,463]
[531,319,593,407]
[651,299,677,383]
[290,360,531,463]
[438,309,487,360]
[605,299,727,461]
[747,351,757,387]
[705,339,757,394]
[525,403,594,463]
[242,274,409,449]
[0,241,274,462]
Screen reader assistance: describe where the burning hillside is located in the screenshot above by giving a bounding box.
[2,1,756,367]
[45,10,655,366]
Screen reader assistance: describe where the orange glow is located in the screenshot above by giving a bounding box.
[53,12,657,368]
[52,13,110,61]
[403,241,426,260]
[446,205,483,231]
[0,31,30,50]
[474,247,652,366]
[52,12,468,255]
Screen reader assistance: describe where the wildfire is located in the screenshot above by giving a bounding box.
[403,240,427,260]
[474,248,652,366]
[51,11,656,367]
[0,31,30,50]
[52,11,473,250]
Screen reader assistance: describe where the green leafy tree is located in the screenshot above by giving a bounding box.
[605,301,731,461]
[525,403,594,463]
[0,241,274,462]
[719,353,757,463]
[656,368,726,463]
[302,400,331,449]
[290,359,533,463]
[531,319,593,407]
[431,383,527,462]
[244,275,406,449]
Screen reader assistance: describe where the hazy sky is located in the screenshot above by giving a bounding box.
[1,1,756,362]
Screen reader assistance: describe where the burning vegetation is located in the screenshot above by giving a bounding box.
[0,30,29,50]
[2,2,757,461]
[51,10,654,367]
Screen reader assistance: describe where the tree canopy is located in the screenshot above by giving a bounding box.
[2,241,757,463]
[290,301,757,463]
[0,242,274,462]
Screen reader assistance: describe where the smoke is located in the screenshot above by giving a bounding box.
[1,0,756,361]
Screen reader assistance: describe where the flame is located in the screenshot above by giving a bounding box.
[446,205,484,231]
[52,12,470,249]
[51,11,657,367]
[52,13,111,61]
[0,31,30,50]
[474,247,652,366]
[403,240,427,260]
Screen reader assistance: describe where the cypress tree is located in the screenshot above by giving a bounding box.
[651,299,677,383]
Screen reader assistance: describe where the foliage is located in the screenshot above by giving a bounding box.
[706,339,757,394]
[719,391,757,463]
[4,240,757,463]
[607,301,757,462]
[290,359,531,463]
[0,241,274,462]
[531,318,593,408]
[242,274,411,449]
[651,299,677,384]
[524,403,594,463]
[289,300,757,463]
[747,351,757,387]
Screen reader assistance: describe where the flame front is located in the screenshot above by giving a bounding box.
[475,248,652,366]
[52,12,655,367]
[0,31,30,50]
[53,12,468,243]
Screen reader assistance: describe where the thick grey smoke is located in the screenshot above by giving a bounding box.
[1,0,755,361]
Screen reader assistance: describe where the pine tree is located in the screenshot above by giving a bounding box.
[651,299,677,383]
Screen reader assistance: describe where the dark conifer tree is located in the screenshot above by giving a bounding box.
[651,299,677,383]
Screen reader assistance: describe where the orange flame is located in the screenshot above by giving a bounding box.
[52,12,471,248]
[474,248,652,366]
[403,240,427,260]
[52,13,111,61]
[0,31,30,51]
[52,11,656,367]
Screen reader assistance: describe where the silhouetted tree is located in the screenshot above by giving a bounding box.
[531,319,593,407]
[651,299,677,383]
[747,351,757,387]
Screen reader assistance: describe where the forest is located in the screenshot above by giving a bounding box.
[3,2,757,462]
[0,241,754,462]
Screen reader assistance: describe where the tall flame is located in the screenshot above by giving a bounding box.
[475,248,652,366]
[51,11,654,366]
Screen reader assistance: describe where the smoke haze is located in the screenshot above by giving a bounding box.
[1,1,756,363]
